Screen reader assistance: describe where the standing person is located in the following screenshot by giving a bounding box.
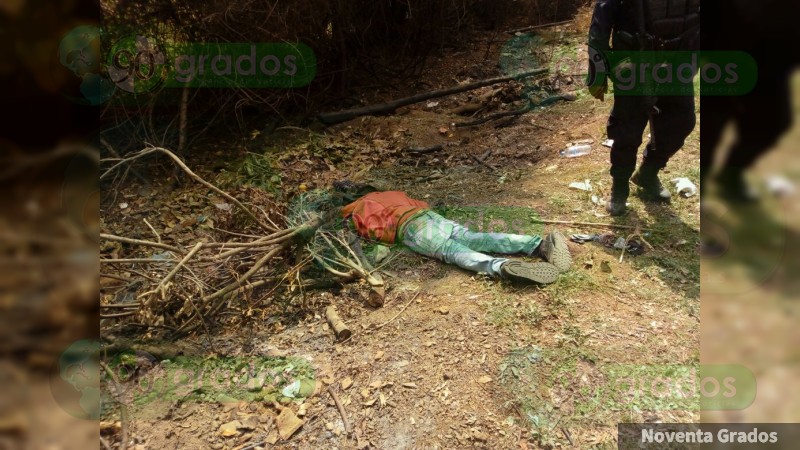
[340,191,572,285]
[587,0,700,215]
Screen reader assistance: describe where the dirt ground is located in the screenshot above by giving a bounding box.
[99,19,701,450]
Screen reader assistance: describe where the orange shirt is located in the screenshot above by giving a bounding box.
[341,191,429,244]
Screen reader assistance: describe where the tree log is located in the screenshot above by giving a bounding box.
[325,306,352,341]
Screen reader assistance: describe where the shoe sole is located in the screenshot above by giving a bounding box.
[501,261,559,285]
[545,231,572,272]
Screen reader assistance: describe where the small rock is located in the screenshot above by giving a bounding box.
[210,444,224,450]
[265,430,279,445]
[276,408,304,440]
[438,307,449,315]
[341,377,353,390]
[477,375,492,384]
[325,422,335,431]
[375,351,385,360]
[240,415,259,430]
[472,431,489,442]
[218,420,242,437]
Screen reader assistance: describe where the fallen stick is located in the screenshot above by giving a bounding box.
[325,306,352,341]
[530,218,650,231]
[373,291,420,330]
[456,94,575,128]
[100,146,276,233]
[404,144,444,155]
[101,258,177,264]
[101,311,137,319]
[327,385,352,435]
[100,233,181,253]
[153,242,204,292]
[471,154,498,172]
[319,68,548,125]
[507,19,574,35]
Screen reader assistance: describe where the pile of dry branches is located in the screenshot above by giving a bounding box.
[100,146,382,339]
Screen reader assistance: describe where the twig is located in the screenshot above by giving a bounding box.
[328,385,352,435]
[457,106,531,128]
[100,361,128,450]
[404,144,444,155]
[143,218,161,243]
[101,258,177,264]
[101,311,137,319]
[507,19,574,35]
[156,242,204,292]
[561,427,574,446]
[177,87,189,153]
[529,219,651,231]
[100,233,181,253]
[471,154,498,172]
[101,273,134,282]
[530,122,554,131]
[100,146,276,233]
[373,291,420,330]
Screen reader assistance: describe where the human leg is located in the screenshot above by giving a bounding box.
[607,94,650,215]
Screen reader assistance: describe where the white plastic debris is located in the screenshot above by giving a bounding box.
[569,180,592,191]
[670,177,697,198]
[281,380,301,398]
[765,175,795,197]
[602,139,614,148]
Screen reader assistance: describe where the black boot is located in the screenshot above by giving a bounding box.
[632,163,671,201]
[606,175,630,216]
[717,167,758,203]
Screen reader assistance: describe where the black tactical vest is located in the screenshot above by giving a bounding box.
[624,0,700,49]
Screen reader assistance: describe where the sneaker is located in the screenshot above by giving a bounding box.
[500,261,559,285]
[536,231,572,272]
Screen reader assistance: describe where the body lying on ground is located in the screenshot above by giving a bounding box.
[340,190,572,284]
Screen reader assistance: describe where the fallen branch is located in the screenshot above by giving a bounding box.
[146,242,204,296]
[404,144,444,155]
[471,154,498,172]
[100,146,276,233]
[507,19,574,35]
[327,385,352,435]
[530,218,651,231]
[101,258,177,264]
[457,105,531,128]
[456,94,575,128]
[101,311,137,319]
[319,68,548,125]
[100,233,181,253]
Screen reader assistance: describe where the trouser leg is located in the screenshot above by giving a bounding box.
[608,93,650,178]
[399,211,507,277]
[449,222,541,255]
[642,93,697,169]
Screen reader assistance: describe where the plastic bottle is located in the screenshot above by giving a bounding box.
[560,145,591,158]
